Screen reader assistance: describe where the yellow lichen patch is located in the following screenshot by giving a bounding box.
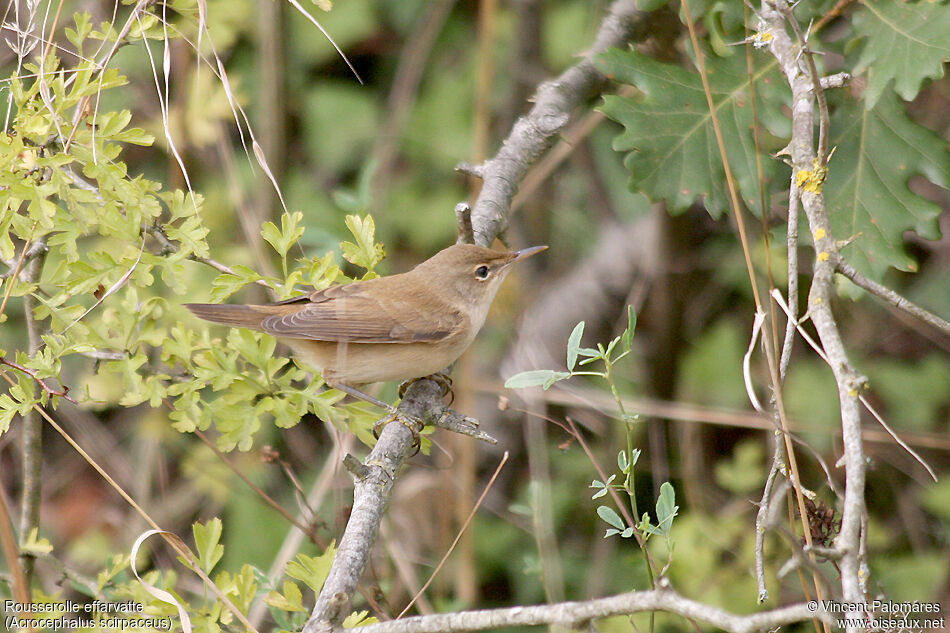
[796,157,829,193]
[751,30,773,48]
[817,252,830,261]
[814,228,826,240]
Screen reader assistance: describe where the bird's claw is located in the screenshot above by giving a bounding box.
[373,410,424,455]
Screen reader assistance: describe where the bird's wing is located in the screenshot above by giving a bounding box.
[260,282,463,343]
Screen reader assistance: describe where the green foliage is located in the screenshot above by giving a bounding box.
[597,49,788,217]
[714,439,765,496]
[851,1,950,108]
[598,1,950,280]
[192,518,225,573]
[285,541,337,593]
[341,214,385,275]
[825,93,949,277]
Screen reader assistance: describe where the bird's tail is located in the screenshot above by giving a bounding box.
[184,303,271,329]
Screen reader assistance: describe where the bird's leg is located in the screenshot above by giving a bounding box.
[328,381,423,453]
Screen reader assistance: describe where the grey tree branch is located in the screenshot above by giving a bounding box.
[352,588,827,633]
[462,0,648,247]
[761,0,869,613]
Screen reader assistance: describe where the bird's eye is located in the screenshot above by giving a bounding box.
[475,265,490,280]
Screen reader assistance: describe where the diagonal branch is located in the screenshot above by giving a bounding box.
[460,0,648,247]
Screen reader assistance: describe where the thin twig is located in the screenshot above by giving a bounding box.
[397,452,509,618]
[832,254,950,336]
[0,360,77,404]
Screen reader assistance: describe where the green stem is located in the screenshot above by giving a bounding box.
[602,358,654,594]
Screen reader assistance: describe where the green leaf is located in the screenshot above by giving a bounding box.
[826,93,948,277]
[262,211,305,259]
[266,580,307,612]
[852,1,950,109]
[653,482,679,536]
[286,541,337,593]
[504,370,571,390]
[566,321,585,371]
[192,518,224,573]
[590,474,615,500]
[596,505,625,531]
[621,305,637,352]
[342,610,379,628]
[597,48,787,216]
[340,214,384,273]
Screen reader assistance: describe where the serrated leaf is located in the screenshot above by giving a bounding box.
[597,48,787,216]
[566,321,585,371]
[852,1,950,109]
[266,580,307,612]
[286,541,337,593]
[596,505,625,531]
[342,610,379,628]
[504,369,571,390]
[826,93,948,277]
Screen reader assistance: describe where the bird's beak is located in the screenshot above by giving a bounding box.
[509,245,548,264]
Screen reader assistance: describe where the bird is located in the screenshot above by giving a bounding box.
[185,243,547,438]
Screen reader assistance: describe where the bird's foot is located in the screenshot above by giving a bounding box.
[373,409,424,455]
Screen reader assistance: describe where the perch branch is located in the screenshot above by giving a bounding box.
[303,378,451,633]
[304,3,650,631]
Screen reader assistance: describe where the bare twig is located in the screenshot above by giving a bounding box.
[16,250,44,581]
[832,254,950,336]
[455,203,475,245]
[304,6,650,630]
[0,359,77,404]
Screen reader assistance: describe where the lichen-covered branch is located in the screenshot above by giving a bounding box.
[760,0,869,610]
